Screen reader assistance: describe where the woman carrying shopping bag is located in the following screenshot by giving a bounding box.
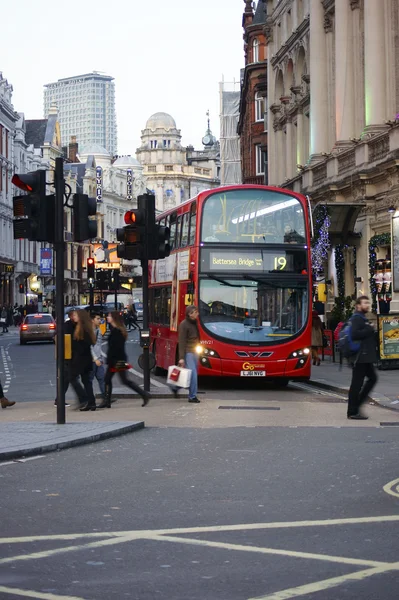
[98,311,150,409]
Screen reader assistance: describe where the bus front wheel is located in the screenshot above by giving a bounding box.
[274,378,289,388]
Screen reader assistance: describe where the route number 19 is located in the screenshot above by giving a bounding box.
[274,257,287,270]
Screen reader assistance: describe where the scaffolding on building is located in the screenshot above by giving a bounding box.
[219,79,242,185]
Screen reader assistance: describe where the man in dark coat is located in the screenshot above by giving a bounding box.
[347,296,378,420]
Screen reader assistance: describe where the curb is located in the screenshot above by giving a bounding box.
[308,379,399,412]
[0,421,144,461]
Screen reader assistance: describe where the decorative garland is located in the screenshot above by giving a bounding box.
[334,245,345,298]
[311,205,330,276]
[368,233,391,312]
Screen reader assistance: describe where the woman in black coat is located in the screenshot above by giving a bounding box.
[70,309,97,411]
[98,311,149,409]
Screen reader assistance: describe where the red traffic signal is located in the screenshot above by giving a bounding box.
[124,209,145,225]
[12,171,45,193]
[87,257,95,279]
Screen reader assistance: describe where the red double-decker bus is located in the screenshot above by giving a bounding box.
[149,185,312,384]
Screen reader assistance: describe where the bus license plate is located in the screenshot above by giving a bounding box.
[240,370,266,377]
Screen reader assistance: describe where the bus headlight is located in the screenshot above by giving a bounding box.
[203,348,220,358]
[195,345,204,354]
[288,348,310,359]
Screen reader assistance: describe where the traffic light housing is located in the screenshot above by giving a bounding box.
[109,269,120,291]
[87,257,95,280]
[116,196,148,260]
[12,170,55,242]
[149,224,171,260]
[19,284,25,294]
[73,194,97,242]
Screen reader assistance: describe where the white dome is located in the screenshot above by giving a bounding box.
[79,143,110,157]
[146,112,176,131]
[113,155,141,168]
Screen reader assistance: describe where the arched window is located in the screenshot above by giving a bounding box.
[252,38,260,63]
[255,91,265,122]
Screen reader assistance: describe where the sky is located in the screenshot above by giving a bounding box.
[1,0,245,155]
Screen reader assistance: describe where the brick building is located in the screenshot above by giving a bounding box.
[237,0,268,185]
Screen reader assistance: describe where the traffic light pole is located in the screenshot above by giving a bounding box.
[54,157,65,425]
[89,283,94,312]
[141,253,150,393]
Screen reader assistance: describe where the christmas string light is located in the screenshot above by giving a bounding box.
[311,205,330,276]
[335,245,345,298]
[368,233,391,312]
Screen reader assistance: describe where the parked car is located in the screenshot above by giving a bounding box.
[20,313,56,345]
[134,301,143,321]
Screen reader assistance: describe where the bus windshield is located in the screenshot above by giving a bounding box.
[201,188,306,244]
[199,278,308,344]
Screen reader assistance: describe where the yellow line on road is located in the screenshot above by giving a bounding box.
[0,586,88,600]
[383,478,399,498]
[2,514,399,545]
[247,563,399,600]
[150,534,389,568]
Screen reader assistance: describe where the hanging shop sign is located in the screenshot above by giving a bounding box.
[126,169,133,201]
[96,166,103,203]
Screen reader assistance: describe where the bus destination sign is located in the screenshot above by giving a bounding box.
[203,249,298,272]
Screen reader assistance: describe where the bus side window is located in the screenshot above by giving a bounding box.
[170,212,177,250]
[175,215,182,249]
[181,212,190,248]
[154,289,161,323]
[189,202,197,245]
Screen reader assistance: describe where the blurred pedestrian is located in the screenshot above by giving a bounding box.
[90,312,106,402]
[311,311,323,366]
[171,305,201,403]
[69,310,97,411]
[98,311,149,409]
[1,307,8,333]
[54,310,77,407]
[347,296,377,420]
[0,378,15,409]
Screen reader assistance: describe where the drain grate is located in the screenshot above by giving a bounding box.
[218,406,280,411]
[380,422,399,427]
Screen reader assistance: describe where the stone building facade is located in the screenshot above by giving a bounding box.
[238,0,268,185]
[265,0,399,314]
[136,112,220,212]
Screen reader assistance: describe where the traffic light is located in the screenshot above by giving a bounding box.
[95,269,109,290]
[149,224,171,260]
[109,269,120,291]
[19,283,25,294]
[73,194,97,242]
[87,257,95,280]
[116,195,147,260]
[12,170,55,241]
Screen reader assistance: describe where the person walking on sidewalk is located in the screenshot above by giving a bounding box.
[98,311,149,409]
[69,310,97,412]
[90,312,106,403]
[1,307,8,333]
[347,296,378,420]
[175,305,201,403]
[0,378,15,409]
[54,310,77,407]
[311,311,323,366]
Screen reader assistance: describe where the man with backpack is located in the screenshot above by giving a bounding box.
[344,296,378,420]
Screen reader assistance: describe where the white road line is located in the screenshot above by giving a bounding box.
[2,514,399,545]
[248,564,399,600]
[149,534,388,568]
[0,586,88,600]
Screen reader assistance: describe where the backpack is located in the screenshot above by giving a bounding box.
[337,316,361,358]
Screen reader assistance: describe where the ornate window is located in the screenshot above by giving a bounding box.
[255,92,265,122]
[252,38,259,63]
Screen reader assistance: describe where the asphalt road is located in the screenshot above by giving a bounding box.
[0,426,398,600]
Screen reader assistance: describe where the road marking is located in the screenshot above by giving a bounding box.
[248,564,399,600]
[0,586,88,600]
[383,477,399,498]
[2,514,399,544]
[150,534,388,568]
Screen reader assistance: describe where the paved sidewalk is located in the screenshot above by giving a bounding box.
[0,421,144,461]
[309,359,399,411]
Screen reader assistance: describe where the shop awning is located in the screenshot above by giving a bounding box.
[313,202,365,245]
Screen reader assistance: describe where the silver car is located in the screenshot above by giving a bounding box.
[20,313,56,345]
